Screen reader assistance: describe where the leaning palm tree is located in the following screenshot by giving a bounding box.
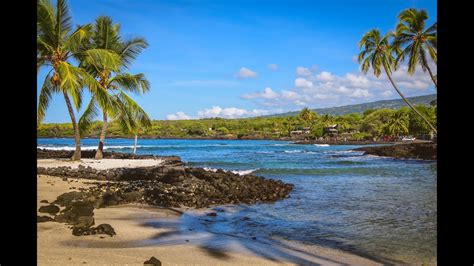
[78,16,150,159]
[37,0,120,160]
[394,8,437,88]
[358,29,437,134]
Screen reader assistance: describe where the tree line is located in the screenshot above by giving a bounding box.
[38,104,436,140]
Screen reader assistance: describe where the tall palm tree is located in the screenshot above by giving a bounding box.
[78,16,150,159]
[37,0,120,160]
[358,29,437,134]
[394,8,437,88]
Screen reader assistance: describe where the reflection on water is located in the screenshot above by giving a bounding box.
[38,138,437,264]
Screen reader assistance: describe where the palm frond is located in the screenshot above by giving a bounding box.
[55,0,73,46]
[78,98,99,135]
[38,70,59,124]
[37,0,57,48]
[110,73,150,94]
[119,37,148,68]
[78,48,122,72]
[65,24,93,53]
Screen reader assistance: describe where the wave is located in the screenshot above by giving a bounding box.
[37,145,141,151]
[314,144,330,147]
[283,150,317,154]
[203,167,258,176]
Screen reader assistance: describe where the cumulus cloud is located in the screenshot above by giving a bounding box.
[166,111,192,120]
[316,71,335,82]
[242,87,279,100]
[197,106,270,119]
[241,64,436,108]
[296,66,312,76]
[236,67,257,79]
[166,106,273,120]
[268,64,278,71]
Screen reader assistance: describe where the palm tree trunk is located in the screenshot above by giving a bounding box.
[383,66,437,134]
[95,111,108,159]
[425,64,437,89]
[63,91,81,161]
[133,134,138,154]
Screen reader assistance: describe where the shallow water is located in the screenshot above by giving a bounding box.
[38,138,437,264]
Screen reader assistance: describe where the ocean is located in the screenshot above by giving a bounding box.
[38,138,437,264]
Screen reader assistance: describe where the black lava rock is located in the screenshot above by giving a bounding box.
[37,215,54,223]
[144,256,162,266]
[95,224,116,236]
[38,204,60,214]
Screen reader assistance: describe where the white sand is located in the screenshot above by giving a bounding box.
[37,173,381,265]
[37,158,164,170]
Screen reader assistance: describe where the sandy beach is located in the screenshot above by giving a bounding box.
[37,159,383,265]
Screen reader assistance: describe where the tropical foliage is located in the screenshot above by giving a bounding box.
[37,0,121,160]
[394,8,437,88]
[358,9,437,134]
[38,105,437,140]
[78,16,151,159]
[37,0,150,160]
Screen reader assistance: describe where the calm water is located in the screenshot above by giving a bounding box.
[38,138,437,264]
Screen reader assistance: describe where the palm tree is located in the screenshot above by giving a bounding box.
[78,16,150,159]
[283,116,297,136]
[117,102,152,154]
[394,8,437,88]
[37,0,120,160]
[358,29,437,134]
[298,108,317,126]
[384,112,409,137]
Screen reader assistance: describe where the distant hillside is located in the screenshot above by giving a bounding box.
[264,94,437,117]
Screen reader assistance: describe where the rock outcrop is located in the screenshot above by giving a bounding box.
[354,142,437,160]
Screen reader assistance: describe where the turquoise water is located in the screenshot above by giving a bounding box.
[38,138,437,264]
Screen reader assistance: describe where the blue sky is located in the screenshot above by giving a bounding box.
[38,0,437,122]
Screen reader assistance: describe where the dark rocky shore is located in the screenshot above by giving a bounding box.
[354,142,437,160]
[293,139,396,145]
[37,149,294,236]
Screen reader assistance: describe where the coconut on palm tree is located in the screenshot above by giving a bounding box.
[358,29,437,134]
[37,0,120,160]
[78,16,151,159]
[394,8,437,88]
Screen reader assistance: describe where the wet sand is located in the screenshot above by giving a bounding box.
[38,168,381,265]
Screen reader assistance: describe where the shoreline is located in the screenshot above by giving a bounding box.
[37,161,382,265]
[38,136,415,146]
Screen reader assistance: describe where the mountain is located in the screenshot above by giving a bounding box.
[263,94,437,117]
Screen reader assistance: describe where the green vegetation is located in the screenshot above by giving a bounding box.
[37,0,151,160]
[78,16,151,159]
[394,9,437,88]
[263,94,436,117]
[357,25,437,134]
[38,105,436,140]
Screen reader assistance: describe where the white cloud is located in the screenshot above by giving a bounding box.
[296,67,312,76]
[197,106,269,119]
[294,78,313,89]
[316,71,335,82]
[242,87,279,100]
[268,64,278,71]
[166,111,192,120]
[241,63,436,109]
[380,90,393,97]
[350,88,371,98]
[236,67,257,79]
